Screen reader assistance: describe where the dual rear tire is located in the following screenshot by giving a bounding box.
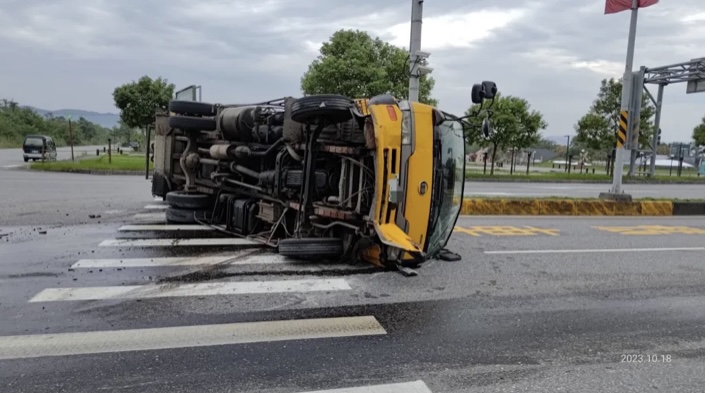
[165,191,211,224]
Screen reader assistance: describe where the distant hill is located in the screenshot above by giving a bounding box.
[24,106,120,129]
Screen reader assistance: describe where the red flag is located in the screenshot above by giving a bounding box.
[605,0,659,14]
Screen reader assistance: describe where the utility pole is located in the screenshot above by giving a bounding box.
[67,115,75,162]
[604,0,639,200]
[649,84,664,176]
[408,0,424,102]
[564,135,571,172]
[144,125,151,180]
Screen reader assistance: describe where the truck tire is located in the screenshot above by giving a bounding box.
[169,100,216,117]
[169,116,217,131]
[278,238,344,259]
[166,191,212,210]
[283,97,304,143]
[291,95,353,125]
[166,206,209,224]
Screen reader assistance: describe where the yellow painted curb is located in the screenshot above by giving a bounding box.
[613,202,643,216]
[640,201,673,216]
[539,200,576,215]
[575,200,615,215]
[460,198,677,216]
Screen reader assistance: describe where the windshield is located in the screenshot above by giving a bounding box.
[426,119,465,255]
[24,137,44,147]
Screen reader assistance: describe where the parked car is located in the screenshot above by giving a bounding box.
[151,82,497,269]
[22,135,57,162]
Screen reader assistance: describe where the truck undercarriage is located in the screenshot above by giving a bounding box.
[152,84,497,269]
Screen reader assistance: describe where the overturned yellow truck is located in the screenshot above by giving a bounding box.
[151,82,497,270]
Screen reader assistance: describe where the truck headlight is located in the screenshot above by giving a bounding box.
[401,113,412,145]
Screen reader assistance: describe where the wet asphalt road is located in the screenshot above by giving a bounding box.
[0,169,705,393]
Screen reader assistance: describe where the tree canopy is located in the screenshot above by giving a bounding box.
[113,76,175,130]
[532,137,561,151]
[464,94,547,175]
[692,117,704,146]
[0,99,110,148]
[301,29,437,105]
[574,78,655,151]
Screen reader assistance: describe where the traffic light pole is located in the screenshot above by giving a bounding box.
[649,83,664,176]
[605,0,638,200]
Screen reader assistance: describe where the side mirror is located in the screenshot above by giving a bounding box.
[482,117,491,139]
[471,84,484,104]
[482,81,497,99]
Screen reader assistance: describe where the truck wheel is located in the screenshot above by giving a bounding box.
[166,206,209,224]
[169,116,217,131]
[291,95,353,125]
[283,97,304,143]
[169,100,216,117]
[278,238,344,259]
[166,191,212,210]
[23,157,28,162]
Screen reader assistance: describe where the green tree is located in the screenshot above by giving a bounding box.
[76,117,97,142]
[532,137,560,150]
[113,76,174,148]
[574,78,655,151]
[657,143,670,156]
[0,100,109,147]
[301,29,437,105]
[692,117,704,146]
[464,94,547,175]
[111,119,140,145]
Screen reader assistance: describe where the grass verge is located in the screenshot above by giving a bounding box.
[29,154,151,173]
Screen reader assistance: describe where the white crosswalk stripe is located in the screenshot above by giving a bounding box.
[0,316,386,360]
[131,212,166,223]
[29,278,352,302]
[71,253,289,268]
[296,381,432,393]
[98,238,261,247]
[144,204,169,210]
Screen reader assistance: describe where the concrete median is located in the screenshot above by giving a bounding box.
[460,198,703,216]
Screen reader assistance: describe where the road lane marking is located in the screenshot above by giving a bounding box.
[0,316,385,360]
[118,224,213,232]
[455,225,560,237]
[484,247,705,255]
[297,380,432,393]
[98,238,261,247]
[144,204,168,210]
[594,225,704,235]
[131,212,166,222]
[72,253,291,268]
[29,278,352,302]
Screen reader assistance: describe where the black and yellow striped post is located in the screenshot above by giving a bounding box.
[617,110,628,148]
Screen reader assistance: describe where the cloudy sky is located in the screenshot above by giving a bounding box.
[0,0,705,143]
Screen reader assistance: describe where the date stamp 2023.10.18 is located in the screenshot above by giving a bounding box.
[621,354,672,363]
